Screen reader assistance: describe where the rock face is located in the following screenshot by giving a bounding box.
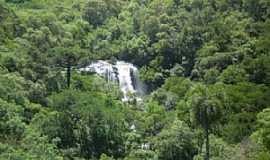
[80,60,145,102]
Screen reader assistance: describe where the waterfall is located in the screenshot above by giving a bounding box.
[80,60,144,102]
[115,61,137,101]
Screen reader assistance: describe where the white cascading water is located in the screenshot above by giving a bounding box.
[80,60,144,102]
[115,61,137,101]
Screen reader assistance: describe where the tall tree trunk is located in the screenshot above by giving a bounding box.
[67,62,71,88]
[204,125,210,160]
[178,47,182,65]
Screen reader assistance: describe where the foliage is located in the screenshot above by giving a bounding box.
[0,0,270,159]
[153,120,197,160]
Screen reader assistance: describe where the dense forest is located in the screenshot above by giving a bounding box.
[1,0,270,159]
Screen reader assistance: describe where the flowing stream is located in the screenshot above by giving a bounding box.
[80,60,144,102]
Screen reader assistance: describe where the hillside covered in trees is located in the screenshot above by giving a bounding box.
[1,0,270,159]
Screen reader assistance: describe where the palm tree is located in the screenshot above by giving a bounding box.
[190,84,222,160]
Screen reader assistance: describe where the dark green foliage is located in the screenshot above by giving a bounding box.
[0,98,25,141]
[83,0,122,27]
[153,120,197,160]
[0,0,270,159]
[257,108,270,150]
[5,0,30,3]
[188,84,223,160]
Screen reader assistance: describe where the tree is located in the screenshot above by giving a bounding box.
[188,84,222,160]
[52,42,84,88]
[218,65,247,84]
[32,111,76,149]
[153,120,197,160]
[48,90,127,159]
[244,55,270,85]
[204,68,220,84]
[0,98,25,142]
[83,0,122,27]
[222,82,270,143]
[5,0,30,3]
[141,102,167,136]
[257,108,270,150]
[0,73,29,105]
